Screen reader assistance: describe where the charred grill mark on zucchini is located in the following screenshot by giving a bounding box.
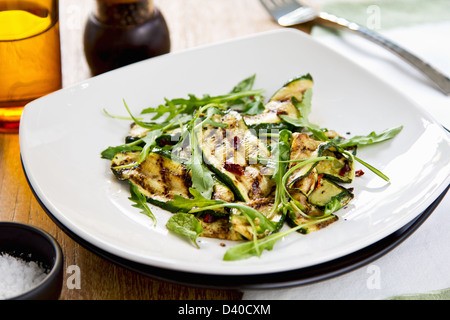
[103,73,380,248]
[286,132,323,195]
[198,111,274,202]
[229,196,284,240]
[111,151,234,212]
[316,143,355,183]
[243,75,314,131]
[198,216,243,241]
[287,209,338,234]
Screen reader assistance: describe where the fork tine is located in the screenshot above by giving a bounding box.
[260,0,317,26]
[260,0,303,22]
[260,0,275,11]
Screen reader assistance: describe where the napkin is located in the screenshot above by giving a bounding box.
[312,0,450,130]
[243,193,450,300]
[242,0,450,300]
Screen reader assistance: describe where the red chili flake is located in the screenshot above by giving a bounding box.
[232,136,240,150]
[276,110,288,116]
[158,136,175,147]
[316,174,324,189]
[204,212,214,223]
[355,169,365,177]
[339,162,351,176]
[224,163,244,176]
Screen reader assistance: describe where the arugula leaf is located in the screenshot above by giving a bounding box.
[324,195,344,216]
[166,213,203,248]
[141,99,180,121]
[191,202,276,234]
[296,86,313,117]
[228,75,265,115]
[240,97,265,115]
[280,90,329,141]
[230,74,256,93]
[101,142,142,160]
[128,182,156,225]
[112,129,163,170]
[168,188,225,211]
[103,108,143,121]
[111,100,182,170]
[282,92,397,183]
[223,216,335,261]
[336,126,403,148]
[184,106,220,199]
[176,90,265,108]
[168,189,276,234]
[141,89,264,119]
[326,141,391,182]
[354,155,390,182]
[267,129,292,218]
[187,146,214,199]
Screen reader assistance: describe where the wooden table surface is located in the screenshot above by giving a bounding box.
[0,0,315,300]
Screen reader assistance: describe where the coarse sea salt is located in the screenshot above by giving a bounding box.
[0,252,48,299]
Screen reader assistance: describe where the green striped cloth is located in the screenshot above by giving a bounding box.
[321,0,450,30]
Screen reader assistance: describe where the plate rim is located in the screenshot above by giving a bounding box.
[21,161,448,288]
[19,28,450,277]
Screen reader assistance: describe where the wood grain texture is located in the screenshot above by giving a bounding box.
[1,0,312,300]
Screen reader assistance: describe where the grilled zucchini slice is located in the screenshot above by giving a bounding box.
[230,197,285,240]
[270,74,314,102]
[111,151,234,212]
[316,142,355,183]
[243,74,314,132]
[308,177,353,208]
[198,214,244,241]
[286,132,323,196]
[287,208,338,234]
[125,123,182,147]
[243,100,299,131]
[198,111,275,202]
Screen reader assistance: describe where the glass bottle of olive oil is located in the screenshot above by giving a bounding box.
[0,0,62,132]
[83,0,170,76]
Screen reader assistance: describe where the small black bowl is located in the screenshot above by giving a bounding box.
[0,222,64,300]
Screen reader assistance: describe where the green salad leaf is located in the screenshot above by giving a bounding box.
[280,89,329,141]
[101,142,142,160]
[223,216,335,261]
[166,213,203,248]
[336,126,404,148]
[128,182,156,225]
[101,74,404,261]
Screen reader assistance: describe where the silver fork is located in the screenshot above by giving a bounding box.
[260,0,450,96]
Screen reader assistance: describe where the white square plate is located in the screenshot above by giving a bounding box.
[20,29,450,277]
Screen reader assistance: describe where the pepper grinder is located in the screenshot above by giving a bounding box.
[83,0,170,75]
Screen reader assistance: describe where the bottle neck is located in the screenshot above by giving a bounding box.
[94,0,154,26]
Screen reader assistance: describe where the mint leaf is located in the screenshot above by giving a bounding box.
[166,213,203,248]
